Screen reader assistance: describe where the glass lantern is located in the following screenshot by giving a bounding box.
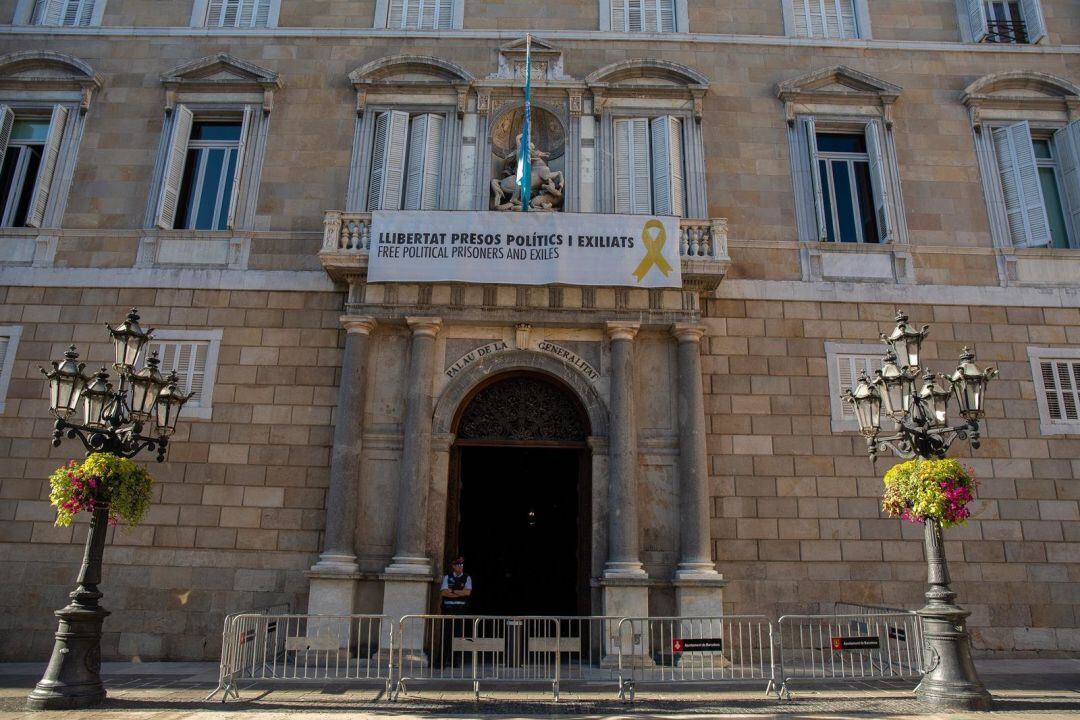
[918,371,952,427]
[40,346,87,419]
[881,310,930,370]
[949,347,997,421]
[154,372,191,437]
[844,371,882,437]
[108,308,152,371]
[82,368,113,429]
[128,352,168,422]
[873,349,913,419]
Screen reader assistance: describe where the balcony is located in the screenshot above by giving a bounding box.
[985,19,1029,44]
[320,211,731,291]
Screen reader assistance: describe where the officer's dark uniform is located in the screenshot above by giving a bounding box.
[439,558,472,665]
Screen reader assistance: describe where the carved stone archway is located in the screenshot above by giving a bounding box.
[455,374,589,443]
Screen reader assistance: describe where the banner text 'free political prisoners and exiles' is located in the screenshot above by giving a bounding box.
[367,211,683,288]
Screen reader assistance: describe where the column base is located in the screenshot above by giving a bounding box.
[27,604,109,711]
[673,572,727,618]
[916,603,993,711]
[310,552,360,574]
[601,577,651,667]
[603,561,648,580]
[384,555,433,576]
[379,570,435,665]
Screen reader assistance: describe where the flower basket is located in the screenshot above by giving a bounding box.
[882,458,978,529]
[49,453,154,528]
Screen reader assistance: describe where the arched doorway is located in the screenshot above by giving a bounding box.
[445,371,591,616]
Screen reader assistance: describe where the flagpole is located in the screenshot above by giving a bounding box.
[517,33,532,212]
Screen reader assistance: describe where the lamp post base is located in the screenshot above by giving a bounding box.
[916,603,992,710]
[27,603,109,710]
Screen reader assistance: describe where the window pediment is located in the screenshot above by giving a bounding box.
[777,65,901,127]
[962,71,1080,127]
[0,51,100,110]
[586,60,708,120]
[160,54,281,112]
[350,56,472,114]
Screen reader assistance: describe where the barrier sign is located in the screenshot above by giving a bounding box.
[368,211,683,288]
[672,638,723,653]
[831,636,880,650]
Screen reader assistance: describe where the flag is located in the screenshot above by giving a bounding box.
[516,34,532,211]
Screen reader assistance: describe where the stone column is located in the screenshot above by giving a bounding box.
[671,323,726,618]
[307,316,376,620]
[381,317,441,659]
[602,322,649,634]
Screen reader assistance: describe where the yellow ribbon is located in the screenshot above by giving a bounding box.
[632,218,674,282]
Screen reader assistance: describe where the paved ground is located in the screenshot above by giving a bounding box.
[0,659,1076,719]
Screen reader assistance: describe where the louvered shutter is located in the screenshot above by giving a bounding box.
[225,106,253,230]
[420,0,435,28]
[628,0,643,32]
[26,105,69,229]
[960,0,988,42]
[155,105,194,230]
[237,0,255,26]
[222,0,239,26]
[838,0,857,37]
[0,106,13,175]
[791,0,808,35]
[0,336,8,376]
[797,116,827,240]
[206,0,223,25]
[613,118,653,214]
[837,355,877,419]
[610,0,626,31]
[642,0,658,32]
[254,0,270,26]
[151,341,209,407]
[659,0,675,31]
[389,0,405,27]
[1052,120,1080,246]
[434,0,452,28]
[404,114,443,211]
[41,0,64,24]
[1040,360,1080,422]
[368,110,409,211]
[1019,0,1045,43]
[650,116,684,217]
[992,122,1051,248]
[864,122,893,243]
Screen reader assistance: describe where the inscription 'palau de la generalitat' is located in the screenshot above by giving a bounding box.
[536,341,600,382]
[445,341,510,379]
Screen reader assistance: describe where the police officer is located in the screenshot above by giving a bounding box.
[440,556,472,613]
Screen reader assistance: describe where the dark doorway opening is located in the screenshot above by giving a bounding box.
[445,371,592,617]
[457,447,583,616]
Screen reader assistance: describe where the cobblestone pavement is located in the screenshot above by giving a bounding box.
[0,660,1075,719]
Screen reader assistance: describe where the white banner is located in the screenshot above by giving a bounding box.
[368,211,683,288]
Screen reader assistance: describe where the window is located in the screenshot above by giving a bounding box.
[958,0,1045,44]
[205,0,271,27]
[367,110,445,211]
[610,0,675,32]
[987,120,1080,249]
[144,329,222,420]
[153,106,254,231]
[791,118,894,243]
[0,326,21,413]
[386,0,453,29]
[1028,347,1080,435]
[612,116,685,216]
[825,342,883,432]
[27,0,100,26]
[0,105,69,229]
[784,0,869,39]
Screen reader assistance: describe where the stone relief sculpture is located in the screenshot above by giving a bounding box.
[491,134,565,211]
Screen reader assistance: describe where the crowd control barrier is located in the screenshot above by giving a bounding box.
[776,609,923,699]
[615,616,775,701]
[207,613,389,701]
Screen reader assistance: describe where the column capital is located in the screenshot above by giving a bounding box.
[340,315,377,335]
[605,321,640,342]
[406,316,443,337]
[671,323,706,344]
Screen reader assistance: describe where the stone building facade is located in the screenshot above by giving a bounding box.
[0,0,1078,660]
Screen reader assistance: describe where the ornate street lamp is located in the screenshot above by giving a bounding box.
[842,310,996,711]
[27,309,191,711]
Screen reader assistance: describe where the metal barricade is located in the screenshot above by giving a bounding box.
[776,611,923,699]
[393,615,622,701]
[616,616,775,701]
[206,613,389,701]
[833,601,916,616]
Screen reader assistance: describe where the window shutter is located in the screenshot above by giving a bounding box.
[388,0,405,27]
[1019,0,1046,43]
[206,0,223,25]
[659,0,675,31]
[797,116,827,240]
[225,106,253,230]
[838,0,857,37]
[610,0,626,31]
[0,106,13,175]
[237,0,255,26]
[404,114,443,211]
[627,0,643,32]
[0,336,8,376]
[960,0,988,42]
[864,121,893,243]
[420,0,435,28]
[642,0,658,32]
[1040,360,1080,422]
[791,0,809,35]
[26,105,69,229]
[614,118,652,214]
[41,0,63,24]
[1052,120,1080,246]
[434,0,452,28]
[992,121,1051,248]
[837,354,877,419]
[650,116,684,217]
[368,110,409,211]
[254,0,270,26]
[151,341,209,407]
[155,105,193,230]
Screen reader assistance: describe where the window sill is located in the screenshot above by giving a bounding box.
[800,241,912,284]
[136,231,251,270]
[998,247,1080,287]
[0,229,58,267]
